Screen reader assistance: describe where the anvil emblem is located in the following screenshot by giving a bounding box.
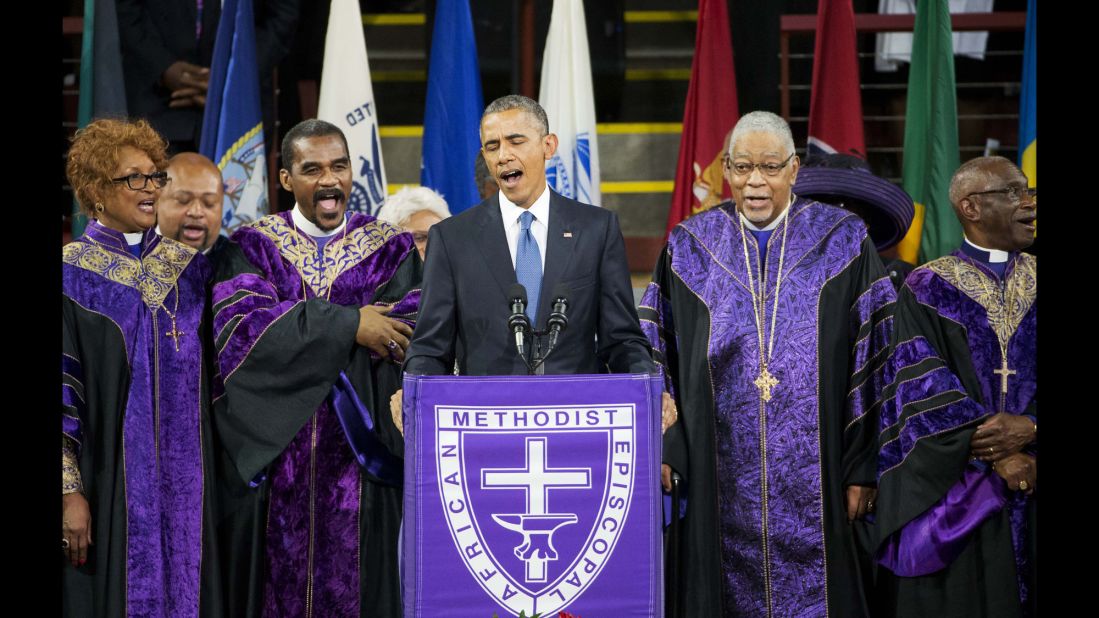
[482,437,591,582]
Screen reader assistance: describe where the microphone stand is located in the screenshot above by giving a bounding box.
[528,295,568,375]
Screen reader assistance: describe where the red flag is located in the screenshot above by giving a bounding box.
[666,0,739,234]
[807,0,865,158]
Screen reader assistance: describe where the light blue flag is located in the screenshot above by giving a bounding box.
[200,0,268,234]
[1018,0,1035,187]
[421,0,485,214]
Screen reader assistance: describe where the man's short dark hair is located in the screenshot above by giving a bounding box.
[482,95,549,137]
[280,119,350,171]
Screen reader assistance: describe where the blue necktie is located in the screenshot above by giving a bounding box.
[515,210,542,322]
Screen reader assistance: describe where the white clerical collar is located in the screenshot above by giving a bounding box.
[964,236,1010,263]
[499,184,550,225]
[123,231,144,246]
[739,199,791,232]
[293,203,347,237]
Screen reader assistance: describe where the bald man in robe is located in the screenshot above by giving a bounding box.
[157,152,226,255]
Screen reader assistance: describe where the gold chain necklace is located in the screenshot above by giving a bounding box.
[83,233,186,352]
[973,255,1020,411]
[738,202,792,403]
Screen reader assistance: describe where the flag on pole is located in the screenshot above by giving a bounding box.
[666,0,739,234]
[421,0,485,214]
[895,0,961,264]
[874,0,993,72]
[73,0,129,237]
[539,0,601,206]
[1018,0,1036,187]
[807,0,865,158]
[318,0,388,216]
[200,0,268,233]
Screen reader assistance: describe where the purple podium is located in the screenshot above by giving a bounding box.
[402,373,664,617]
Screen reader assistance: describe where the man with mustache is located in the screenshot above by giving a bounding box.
[156,152,226,254]
[874,156,1037,618]
[209,119,421,617]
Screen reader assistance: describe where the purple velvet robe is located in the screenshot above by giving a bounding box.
[875,250,1036,618]
[640,199,895,617]
[62,221,217,617]
[210,211,421,618]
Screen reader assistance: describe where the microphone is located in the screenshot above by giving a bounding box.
[546,284,570,351]
[507,283,531,358]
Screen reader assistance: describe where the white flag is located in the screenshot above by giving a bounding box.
[318,0,387,215]
[539,0,601,206]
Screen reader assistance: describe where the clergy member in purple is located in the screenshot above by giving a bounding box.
[640,111,895,617]
[210,119,422,618]
[63,118,222,617]
[874,156,1037,618]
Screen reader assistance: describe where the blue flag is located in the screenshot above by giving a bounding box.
[421,0,485,214]
[1018,0,1036,187]
[200,0,268,234]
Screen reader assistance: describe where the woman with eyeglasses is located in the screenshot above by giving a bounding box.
[62,118,221,617]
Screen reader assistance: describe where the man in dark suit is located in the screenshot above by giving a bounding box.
[404,95,656,378]
[116,0,300,152]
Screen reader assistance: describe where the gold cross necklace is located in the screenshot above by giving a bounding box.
[738,201,791,403]
[975,256,1021,412]
[84,233,186,352]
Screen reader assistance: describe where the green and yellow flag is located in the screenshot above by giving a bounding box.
[895,0,961,265]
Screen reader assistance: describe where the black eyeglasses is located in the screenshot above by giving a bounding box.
[111,171,170,191]
[966,185,1037,205]
[724,153,796,177]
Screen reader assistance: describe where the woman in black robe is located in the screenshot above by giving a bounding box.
[62,118,221,617]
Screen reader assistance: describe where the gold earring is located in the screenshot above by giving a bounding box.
[94,202,105,213]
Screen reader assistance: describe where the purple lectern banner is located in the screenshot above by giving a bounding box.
[402,373,664,617]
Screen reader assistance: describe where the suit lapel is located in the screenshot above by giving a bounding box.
[475,195,520,299]
[538,191,579,326]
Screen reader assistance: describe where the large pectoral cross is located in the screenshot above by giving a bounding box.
[993,356,1015,393]
[754,365,779,402]
[992,356,1016,413]
[165,319,185,352]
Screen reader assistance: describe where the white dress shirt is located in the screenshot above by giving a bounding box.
[499,185,550,271]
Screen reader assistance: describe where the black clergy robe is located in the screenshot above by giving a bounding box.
[874,249,1037,618]
[639,199,895,617]
[62,221,223,617]
[210,210,421,617]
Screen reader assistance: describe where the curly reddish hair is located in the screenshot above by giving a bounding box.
[66,118,170,217]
